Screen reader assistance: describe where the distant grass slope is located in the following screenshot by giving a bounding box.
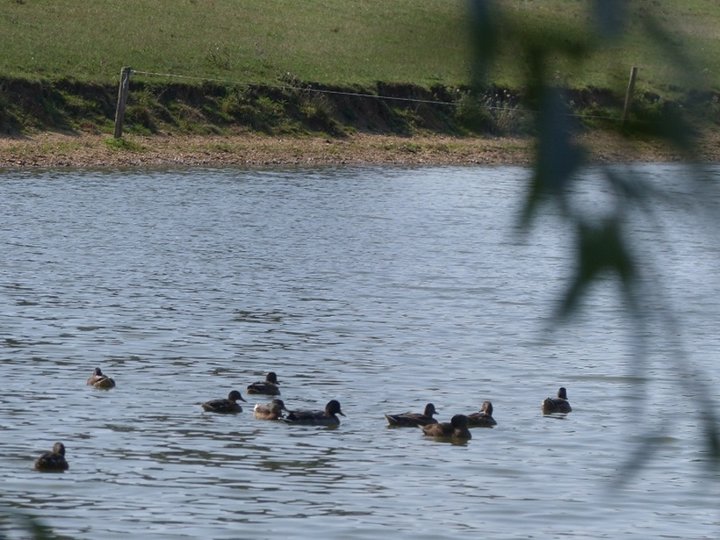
[2,0,472,87]
[497,0,720,97]
[1,0,719,95]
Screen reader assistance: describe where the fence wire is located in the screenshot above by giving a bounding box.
[129,68,623,123]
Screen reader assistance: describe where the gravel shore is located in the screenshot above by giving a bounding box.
[0,131,717,169]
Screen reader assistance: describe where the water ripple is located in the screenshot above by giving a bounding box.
[1,166,719,540]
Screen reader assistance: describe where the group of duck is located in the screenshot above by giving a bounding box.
[385,386,571,440]
[199,371,346,425]
[34,368,572,471]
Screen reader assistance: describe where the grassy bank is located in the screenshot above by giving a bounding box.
[3,1,720,92]
[3,0,471,87]
[1,1,719,141]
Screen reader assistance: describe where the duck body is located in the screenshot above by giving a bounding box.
[542,387,572,414]
[34,442,69,472]
[247,372,280,396]
[284,399,344,426]
[254,399,288,420]
[202,390,246,413]
[87,367,115,389]
[385,403,438,427]
[421,414,472,441]
[467,400,497,428]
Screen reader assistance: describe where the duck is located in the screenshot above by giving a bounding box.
[421,414,472,440]
[34,442,69,472]
[542,387,572,414]
[86,367,115,389]
[283,399,345,426]
[385,403,438,427]
[254,399,288,420]
[467,400,497,427]
[201,390,246,413]
[246,372,280,396]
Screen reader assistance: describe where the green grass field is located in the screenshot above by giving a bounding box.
[3,0,471,87]
[2,0,719,95]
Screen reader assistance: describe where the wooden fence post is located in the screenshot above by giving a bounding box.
[113,66,132,139]
[621,66,638,128]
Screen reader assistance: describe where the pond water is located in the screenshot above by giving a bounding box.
[1,165,719,539]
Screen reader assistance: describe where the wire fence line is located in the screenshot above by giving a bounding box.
[128,68,624,123]
[132,69,464,107]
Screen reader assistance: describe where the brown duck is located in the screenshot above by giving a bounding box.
[34,442,69,472]
[253,399,288,420]
[385,403,438,427]
[202,390,246,413]
[542,387,572,414]
[283,400,345,426]
[86,367,115,389]
[421,414,472,440]
[467,400,497,427]
[246,372,280,396]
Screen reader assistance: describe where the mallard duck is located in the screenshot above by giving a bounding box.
[283,399,344,426]
[253,399,288,420]
[542,387,572,414]
[86,367,115,389]
[467,400,497,427]
[34,442,69,472]
[385,403,438,427]
[246,372,280,396]
[421,414,472,440]
[201,390,246,413]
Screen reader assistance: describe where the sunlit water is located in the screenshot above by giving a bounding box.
[1,165,719,539]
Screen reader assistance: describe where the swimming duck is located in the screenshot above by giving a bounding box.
[542,387,572,414]
[467,400,497,428]
[385,403,439,427]
[254,399,288,420]
[201,390,246,413]
[246,372,280,396]
[283,399,345,426]
[34,442,69,472]
[86,367,115,389]
[421,414,472,440]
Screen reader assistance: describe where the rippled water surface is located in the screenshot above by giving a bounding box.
[1,165,719,539]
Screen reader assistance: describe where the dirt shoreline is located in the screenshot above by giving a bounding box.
[0,131,718,169]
